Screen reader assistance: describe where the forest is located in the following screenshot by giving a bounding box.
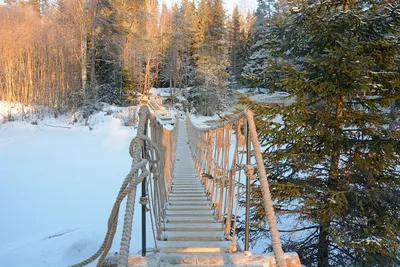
[0,0,399,266]
[0,0,255,116]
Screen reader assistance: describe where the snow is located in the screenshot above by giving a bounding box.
[235,88,269,95]
[250,91,296,105]
[0,103,154,267]
[151,87,184,98]
[188,113,223,128]
[0,94,296,266]
[188,110,297,254]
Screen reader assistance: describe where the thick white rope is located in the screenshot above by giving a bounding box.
[70,157,149,267]
[71,105,176,267]
[186,109,287,267]
[244,109,286,267]
[117,108,162,267]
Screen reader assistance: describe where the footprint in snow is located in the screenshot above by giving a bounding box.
[62,238,100,266]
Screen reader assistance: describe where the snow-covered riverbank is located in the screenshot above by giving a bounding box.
[0,104,154,267]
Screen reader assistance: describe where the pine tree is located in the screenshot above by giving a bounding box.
[180,0,196,55]
[159,1,196,93]
[94,0,125,105]
[239,1,400,266]
[228,5,246,89]
[159,4,180,96]
[193,0,209,65]
[159,3,172,58]
[179,0,197,89]
[241,0,271,88]
[191,0,230,116]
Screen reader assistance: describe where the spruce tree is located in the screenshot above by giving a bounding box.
[239,1,400,266]
[242,0,271,88]
[180,0,197,55]
[159,4,179,93]
[228,5,246,89]
[193,0,209,65]
[191,0,230,116]
[177,0,197,89]
[159,1,197,93]
[93,0,125,105]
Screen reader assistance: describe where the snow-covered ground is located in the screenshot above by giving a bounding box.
[0,92,295,266]
[0,103,154,267]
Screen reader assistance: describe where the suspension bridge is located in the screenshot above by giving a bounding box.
[72,105,302,267]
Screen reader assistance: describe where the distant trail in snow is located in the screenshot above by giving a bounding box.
[0,132,31,147]
[43,124,72,129]
[42,228,80,241]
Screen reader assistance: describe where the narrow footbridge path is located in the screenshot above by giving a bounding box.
[72,106,301,267]
[157,122,231,253]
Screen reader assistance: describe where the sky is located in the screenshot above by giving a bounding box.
[0,0,258,15]
[163,0,258,15]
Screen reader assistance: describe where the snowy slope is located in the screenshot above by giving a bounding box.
[0,108,154,267]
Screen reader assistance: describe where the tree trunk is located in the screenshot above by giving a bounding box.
[144,56,151,94]
[90,0,98,103]
[81,0,88,108]
[170,76,173,100]
[390,100,399,131]
[317,94,344,267]
[317,221,330,267]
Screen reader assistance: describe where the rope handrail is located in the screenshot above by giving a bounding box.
[186,109,287,267]
[71,105,288,267]
[71,105,179,267]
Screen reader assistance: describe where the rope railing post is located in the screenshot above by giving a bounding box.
[118,107,150,267]
[186,109,288,267]
[217,127,225,220]
[224,122,239,236]
[244,109,286,267]
[222,126,231,227]
[141,121,148,257]
[244,119,251,252]
[70,105,180,267]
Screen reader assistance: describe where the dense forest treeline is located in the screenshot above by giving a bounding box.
[0,0,264,116]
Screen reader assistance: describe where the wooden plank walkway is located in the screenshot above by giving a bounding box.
[156,121,231,253]
[103,117,302,266]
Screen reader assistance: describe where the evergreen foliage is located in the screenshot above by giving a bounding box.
[159,2,196,92]
[228,5,247,89]
[94,0,125,105]
[238,1,400,266]
[2,1,400,265]
[193,0,230,116]
[242,0,272,87]
[0,0,250,115]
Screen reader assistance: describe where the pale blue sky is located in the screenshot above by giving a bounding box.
[0,0,258,15]
[163,0,257,15]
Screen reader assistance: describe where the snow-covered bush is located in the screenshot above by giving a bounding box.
[116,106,138,127]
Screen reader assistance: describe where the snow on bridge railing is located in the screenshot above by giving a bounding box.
[71,105,179,267]
[186,109,300,267]
[70,105,301,267]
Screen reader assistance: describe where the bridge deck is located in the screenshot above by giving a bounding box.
[156,121,232,253]
[103,116,302,266]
